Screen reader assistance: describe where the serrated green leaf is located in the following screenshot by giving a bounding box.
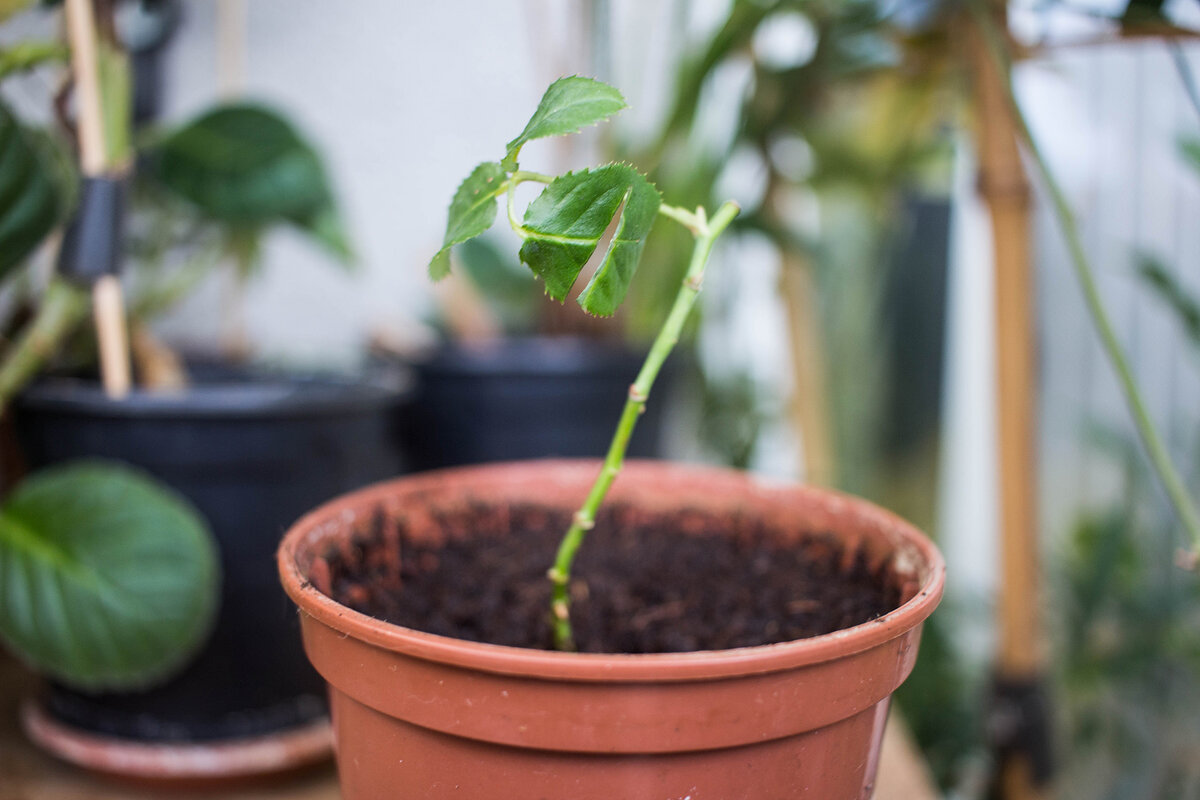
[503,76,626,166]
[0,102,68,279]
[0,462,220,691]
[429,160,507,279]
[144,103,351,265]
[517,164,660,315]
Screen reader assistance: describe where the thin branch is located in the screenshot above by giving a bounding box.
[549,200,740,650]
[0,279,89,415]
[1169,39,1200,123]
[971,2,1200,557]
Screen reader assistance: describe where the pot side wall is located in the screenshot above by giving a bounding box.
[279,460,944,799]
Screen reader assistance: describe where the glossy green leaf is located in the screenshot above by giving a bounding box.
[145,103,351,265]
[0,462,220,691]
[429,161,506,280]
[517,163,660,316]
[503,77,626,169]
[0,102,68,279]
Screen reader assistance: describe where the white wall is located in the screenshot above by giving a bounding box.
[153,1,593,365]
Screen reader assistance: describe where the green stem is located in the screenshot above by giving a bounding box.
[506,170,553,229]
[548,199,740,650]
[972,5,1200,555]
[0,279,89,415]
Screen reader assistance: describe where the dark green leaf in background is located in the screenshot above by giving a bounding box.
[0,102,69,279]
[517,164,660,316]
[456,236,537,334]
[1179,135,1200,176]
[0,462,220,691]
[503,76,626,170]
[1136,252,1200,349]
[429,160,507,279]
[145,103,351,265]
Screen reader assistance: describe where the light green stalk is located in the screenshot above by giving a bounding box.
[0,279,89,414]
[971,4,1200,556]
[549,200,740,650]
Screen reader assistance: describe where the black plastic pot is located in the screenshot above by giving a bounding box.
[13,370,408,744]
[401,337,672,471]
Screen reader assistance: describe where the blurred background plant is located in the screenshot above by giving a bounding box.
[0,0,351,394]
[1050,133,1200,800]
[0,0,350,693]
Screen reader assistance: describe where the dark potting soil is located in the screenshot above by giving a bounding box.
[321,503,903,654]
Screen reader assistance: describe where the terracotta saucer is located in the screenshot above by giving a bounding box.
[21,698,333,786]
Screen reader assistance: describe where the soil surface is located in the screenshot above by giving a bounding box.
[321,502,902,654]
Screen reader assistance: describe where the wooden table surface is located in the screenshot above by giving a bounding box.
[0,653,936,799]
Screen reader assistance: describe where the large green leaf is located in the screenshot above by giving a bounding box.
[429,160,506,279]
[0,462,220,691]
[517,164,660,316]
[0,102,68,279]
[145,103,351,264]
[503,77,626,169]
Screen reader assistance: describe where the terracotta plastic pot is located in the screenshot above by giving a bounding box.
[278,461,944,799]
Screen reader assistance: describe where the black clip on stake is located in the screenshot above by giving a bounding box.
[57,175,127,285]
[987,674,1054,791]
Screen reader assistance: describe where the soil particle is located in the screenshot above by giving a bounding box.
[324,502,902,654]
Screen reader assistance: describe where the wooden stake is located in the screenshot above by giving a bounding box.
[92,275,131,397]
[64,0,131,399]
[216,0,247,97]
[968,6,1047,800]
[780,253,836,486]
[64,0,105,175]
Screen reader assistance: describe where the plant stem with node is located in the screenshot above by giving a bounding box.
[972,2,1200,560]
[549,199,740,651]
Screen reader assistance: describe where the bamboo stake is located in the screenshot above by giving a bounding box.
[215,0,253,359]
[780,253,837,486]
[216,0,247,98]
[64,0,130,399]
[967,5,1047,799]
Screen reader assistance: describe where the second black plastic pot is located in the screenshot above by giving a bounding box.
[13,369,408,745]
[400,337,673,470]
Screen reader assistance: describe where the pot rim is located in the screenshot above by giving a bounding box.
[278,460,945,683]
[17,371,409,420]
[412,336,650,379]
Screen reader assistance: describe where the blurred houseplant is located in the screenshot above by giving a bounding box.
[0,0,404,780]
[640,2,1200,795]
[1051,137,1200,800]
